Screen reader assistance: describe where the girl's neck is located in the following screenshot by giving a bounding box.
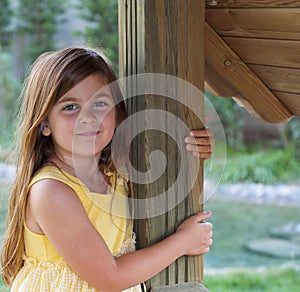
[46,154,110,194]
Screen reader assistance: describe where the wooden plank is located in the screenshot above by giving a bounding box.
[185,0,205,283]
[249,64,300,94]
[118,0,148,262]
[176,1,188,284]
[205,0,300,8]
[164,0,179,285]
[274,91,300,116]
[143,1,168,287]
[206,8,300,40]
[118,0,126,77]
[205,22,292,123]
[223,37,300,69]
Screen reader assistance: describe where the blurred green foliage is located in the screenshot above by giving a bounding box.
[206,90,300,185]
[206,90,245,150]
[16,0,67,64]
[75,0,119,68]
[0,51,21,150]
[221,143,300,184]
[0,0,12,48]
[286,117,300,160]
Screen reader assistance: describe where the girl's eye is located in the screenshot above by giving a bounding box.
[63,104,79,111]
[94,101,107,108]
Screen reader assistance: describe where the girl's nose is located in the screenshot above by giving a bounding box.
[78,110,97,124]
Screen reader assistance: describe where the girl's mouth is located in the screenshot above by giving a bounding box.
[77,131,101,137]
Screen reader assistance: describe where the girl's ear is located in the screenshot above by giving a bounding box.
[41,121,51,136]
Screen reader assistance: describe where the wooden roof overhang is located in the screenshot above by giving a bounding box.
[205,0,300,123]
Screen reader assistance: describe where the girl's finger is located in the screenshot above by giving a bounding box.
[190,128,213,138]
[186,144,212,153]
[185,137,212,146]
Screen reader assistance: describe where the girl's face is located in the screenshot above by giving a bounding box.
[42,74,116,161]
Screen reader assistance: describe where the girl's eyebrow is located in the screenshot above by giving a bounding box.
[57,92,112,104]
[57,96,78,104]
[93,92,112,99]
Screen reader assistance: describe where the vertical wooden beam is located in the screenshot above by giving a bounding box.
[119,1,206,291]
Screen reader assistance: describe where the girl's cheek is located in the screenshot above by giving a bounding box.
[100,110,116,125]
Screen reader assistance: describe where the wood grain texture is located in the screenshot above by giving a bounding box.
[205,4,300,117]
[274,91,300,115]
[205,22,292,123]
[151,282,209,292]
[249,64,300,93]
[119,0,206,289]
[224,37,300,69]
[205,0,300,8]
[206,8,300,40]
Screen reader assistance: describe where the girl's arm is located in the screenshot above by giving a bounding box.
[28,179,213,292]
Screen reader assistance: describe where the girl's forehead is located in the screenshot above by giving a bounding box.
[58,74,113,102]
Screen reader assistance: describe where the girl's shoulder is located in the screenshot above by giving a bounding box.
[30,165,85,193]
[29,166,81,207]
[27,167,85,235]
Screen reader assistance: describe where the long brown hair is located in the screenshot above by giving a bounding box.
[1,47,128,285]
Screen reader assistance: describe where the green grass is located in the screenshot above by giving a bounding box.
[205,268,300,292]
[220,143,300,184]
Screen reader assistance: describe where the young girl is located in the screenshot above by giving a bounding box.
[1,47,213,292]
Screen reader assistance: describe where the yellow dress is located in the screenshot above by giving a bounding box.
[11,166,143,292]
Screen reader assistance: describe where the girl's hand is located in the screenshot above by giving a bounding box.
[184,128,214,159]
[175,211,213,256]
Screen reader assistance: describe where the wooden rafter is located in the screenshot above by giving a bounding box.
[205,22,292,123]
[205,8,300,40]
[205,0,300,8]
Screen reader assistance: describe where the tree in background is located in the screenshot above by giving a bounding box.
[1,0,67,149]
[205,90,245,149]
[287,117,300,160]
[0,52,22,149]
[75,0,118,68]
[0,1,15,149]
[0,0,12,48]
[16,0,67,63]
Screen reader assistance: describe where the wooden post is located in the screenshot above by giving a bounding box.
[119,1,207,291]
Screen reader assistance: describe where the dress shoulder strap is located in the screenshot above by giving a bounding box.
[29,166,89,196]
